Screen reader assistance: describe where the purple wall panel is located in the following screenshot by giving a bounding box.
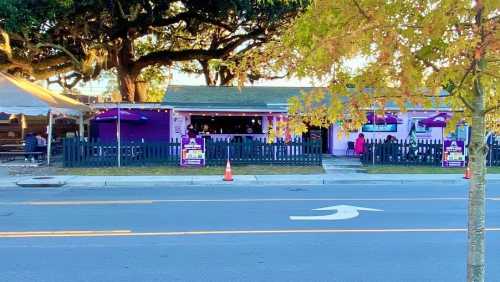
[91,109,170,142]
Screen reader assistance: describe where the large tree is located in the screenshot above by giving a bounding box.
[283,1,498,281]
[0,0,305,101]
[176,34,291,86]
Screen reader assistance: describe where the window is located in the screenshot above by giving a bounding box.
[190,115,263,134]
[411,118,431,134]
[362,124,397,132]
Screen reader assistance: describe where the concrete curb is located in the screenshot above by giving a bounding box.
[1,174,499,189]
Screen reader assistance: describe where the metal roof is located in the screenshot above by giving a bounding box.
[162,85,451,112]
[163,85,324,112]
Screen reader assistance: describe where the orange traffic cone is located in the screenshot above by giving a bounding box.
[464,164,472,179]
[223,160,233,181]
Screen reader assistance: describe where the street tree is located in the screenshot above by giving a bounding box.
[282,1,499,281]
[0,0,306,101]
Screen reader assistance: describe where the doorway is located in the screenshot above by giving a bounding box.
[303,126,329,154]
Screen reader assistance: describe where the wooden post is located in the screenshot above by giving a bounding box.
[372,108,375,166]
[441,127,445,167]
[20,114,26,139]
[117,103,121,167]
[79,113,84,141]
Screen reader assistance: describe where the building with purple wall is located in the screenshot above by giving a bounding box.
[90,108,171,142]
[89,86,461,157]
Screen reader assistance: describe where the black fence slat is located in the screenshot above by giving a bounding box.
[358,138,497,167]
[63,137,323,167]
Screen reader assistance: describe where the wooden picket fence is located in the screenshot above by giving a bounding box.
[63,138,180,167]
[360,139,443,166]
[63,137,322,167]
[361,139,500,167]
[205,138,322,166]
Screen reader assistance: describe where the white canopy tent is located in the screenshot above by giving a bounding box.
[0,72,90,165]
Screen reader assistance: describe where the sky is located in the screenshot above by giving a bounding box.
[46,56,366,95]
[59,70,317,97]
[172,70,316,87]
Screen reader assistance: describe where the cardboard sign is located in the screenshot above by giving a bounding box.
[181,136,205,167]
[443,140,465,167]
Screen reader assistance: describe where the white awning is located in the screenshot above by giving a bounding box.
[0,72,90,116]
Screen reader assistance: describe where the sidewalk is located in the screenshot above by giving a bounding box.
[2,173,500,188]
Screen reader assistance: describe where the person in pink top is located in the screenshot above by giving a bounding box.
[354,133,365,155]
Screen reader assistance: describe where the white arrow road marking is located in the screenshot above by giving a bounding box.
[289,205,383,221]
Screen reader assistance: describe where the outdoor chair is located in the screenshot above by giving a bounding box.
[346,141,355,156]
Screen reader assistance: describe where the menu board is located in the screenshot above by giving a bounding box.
[181,136,205,167]
[443,140,465,167]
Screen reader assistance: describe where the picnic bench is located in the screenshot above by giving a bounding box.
[0,143,25,152]
[0,151,45,163]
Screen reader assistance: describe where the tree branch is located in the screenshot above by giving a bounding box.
[32,63,75,80]
[352,0,372,20]
[33,54,72,69]
[458,94,475,111]
[482,70,500,79]
[432,61,476,111]
[35,43,81,68]
[131,30,262,74]
[484,104,500,114]
[247,72,289,83]
[199,60,214,86]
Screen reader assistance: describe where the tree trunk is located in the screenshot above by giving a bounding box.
[219,66,235,86]
[118,68,136,102]
[467,1,488,280]
[200,60,215,86]
[117,37,141,102]
[467,76,487,282]
[135,81,148,102]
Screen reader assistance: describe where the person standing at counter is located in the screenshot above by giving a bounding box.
[202,124,211,135]
[187,124,198,138]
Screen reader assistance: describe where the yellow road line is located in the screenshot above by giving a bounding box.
[0,230,131,237]
[26,200,154,205]
[13,197,480,206]
[0,228,499,238]
[0,197,496,206]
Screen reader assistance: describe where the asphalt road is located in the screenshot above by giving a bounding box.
[0,183,499,282]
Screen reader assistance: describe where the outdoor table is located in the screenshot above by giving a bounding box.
[0,144,25,153]
[1,144,24,149]
[0,139,22,145]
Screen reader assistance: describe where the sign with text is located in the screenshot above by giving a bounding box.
[443,140,465,167]
[181,136,205,167]
[362,124,397,132]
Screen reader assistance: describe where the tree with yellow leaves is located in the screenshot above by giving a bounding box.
[282,1,498,281]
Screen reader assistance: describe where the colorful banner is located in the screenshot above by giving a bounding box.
[443,140,465,167]
[181,136,205,167]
